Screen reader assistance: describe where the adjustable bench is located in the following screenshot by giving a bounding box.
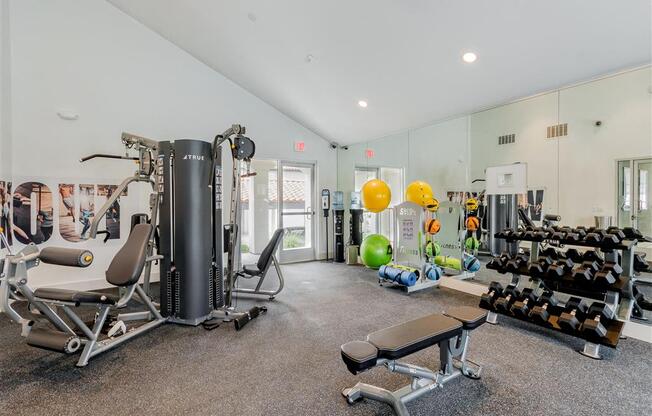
[340,306,487,416]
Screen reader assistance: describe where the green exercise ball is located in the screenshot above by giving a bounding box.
[360,234,392,269]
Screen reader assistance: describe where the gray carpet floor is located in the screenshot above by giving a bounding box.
[1,261,651,416]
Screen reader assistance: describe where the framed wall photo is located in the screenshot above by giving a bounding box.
[0,180,13,248]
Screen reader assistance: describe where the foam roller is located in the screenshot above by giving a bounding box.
[39,247,94,267]
[26,328,81,354]
[434,256,462,271]
[378,265,417,287]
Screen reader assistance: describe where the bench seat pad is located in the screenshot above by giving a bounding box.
[341,341,379,374]
[34,288,117,305]
[367,314,462,360]
[444,306,487,330]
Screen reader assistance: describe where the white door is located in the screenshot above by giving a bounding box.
[618,158,652,236]
[278,162,316,262]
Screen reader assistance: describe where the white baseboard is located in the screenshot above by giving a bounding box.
[621,320,652,343]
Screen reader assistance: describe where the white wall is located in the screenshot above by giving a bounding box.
[338,67,651,242]
[5,0,336,288]
[0,0,11,178]
[470,67,652,226]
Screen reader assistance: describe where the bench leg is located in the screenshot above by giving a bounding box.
[342,383,410,416]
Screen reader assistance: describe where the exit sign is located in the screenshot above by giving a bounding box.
[365,149,374,158]
[294,141,305,152]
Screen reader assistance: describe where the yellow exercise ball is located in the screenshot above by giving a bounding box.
[361,179,391,213]
[405,181,434,207]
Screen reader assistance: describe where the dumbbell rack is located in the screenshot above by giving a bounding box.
[481,228,637,359]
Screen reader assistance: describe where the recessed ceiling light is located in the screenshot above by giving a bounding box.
[462,52,477,63]
[358,100,368,108]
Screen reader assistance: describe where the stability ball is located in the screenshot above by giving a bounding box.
[360,234,392,269]
[361,179,391,213]
[405,181,433,207]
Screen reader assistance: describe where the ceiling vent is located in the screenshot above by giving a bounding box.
[546,123,568,138]
[498,134,515,145]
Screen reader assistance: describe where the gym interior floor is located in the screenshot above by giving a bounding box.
[1,262,651,416]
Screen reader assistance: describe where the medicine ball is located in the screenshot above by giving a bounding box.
[425,218,441,234]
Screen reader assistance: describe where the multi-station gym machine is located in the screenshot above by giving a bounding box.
[0,125,267,367]
[85,125,266,329]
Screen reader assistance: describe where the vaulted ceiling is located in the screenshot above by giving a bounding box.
[109,0,652,144]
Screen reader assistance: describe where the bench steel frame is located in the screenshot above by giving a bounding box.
[233,253,285,299]
[342,328,481,416]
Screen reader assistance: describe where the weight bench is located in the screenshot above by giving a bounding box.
[340,306,487,416]
[234,228,285,299]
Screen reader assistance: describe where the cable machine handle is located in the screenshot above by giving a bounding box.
[80,154,138,163]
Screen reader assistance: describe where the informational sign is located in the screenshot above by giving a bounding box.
[394,201,423,268]
[294,141,305,152]
[365,149,374,158]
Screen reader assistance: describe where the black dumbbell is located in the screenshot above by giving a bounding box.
[558,297,588,332]
[547,258,574,279]
[495,228,514,239]
[572,261,601,281]
[606,227,626,241]
[529,291,559,325]
[571,228,588,239]
[585,229,606,245]
[562,248,583,263]
[601,232,623,247]
[581,302,616,339]
[510,288,538,319]
[622,227,643,240]
[540,247,559,260]
[479,281,504,310]
[634,254,650,273]
[494,286,521,313]
[486,257,505,271]
[551,229,567,240]
[528,256,553,277]
[582,250,604,265]
[505,254,529,273]
[594,262,623,286]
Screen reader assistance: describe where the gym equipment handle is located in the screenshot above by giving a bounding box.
[39,247,94,268]
[80,154,138,163]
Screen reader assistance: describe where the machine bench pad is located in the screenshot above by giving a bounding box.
[341,341,379,374]
[367,314,462,360]
[34,288,117,305]
[444,306,487,330]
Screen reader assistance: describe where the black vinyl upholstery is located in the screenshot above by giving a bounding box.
[444,306,488,330]
[368,314,462,360]
[105,223,152,287]
[242,228,284,276]
[34,288,117,305]
[341,341,378,374]
[39,247,94,268]
[341,314,462,374]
